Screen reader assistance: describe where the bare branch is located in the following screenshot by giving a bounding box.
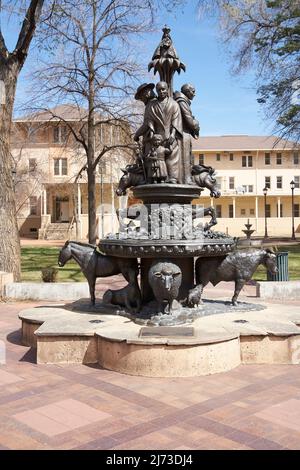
[14,0,44,66]
[0,29,8,58]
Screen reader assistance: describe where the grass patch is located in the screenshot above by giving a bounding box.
[21,247,84,282]
[21,244,300,283]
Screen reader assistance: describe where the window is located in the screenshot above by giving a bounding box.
[276,153,282,165]
[294,176,300,189]
[277,204,283,217]
[53,126,59,143]
[216,205,222,218]
[53,125,67,144]
[242,185,253,193]
[250,208,255,215]
[229,153,234,161]
[199,154,204,165]
[98,124,103,142]
[216,177,222,190]
[294,152,299,165]
[28,129,38,143]
[241,209,246,216]
[277,176,282,189]
[229,204,234,218]
[98,161,107,175]
[113,125,120,143]
[265,153,271,165]
[29,158,37,172]
[54,158,68,176]
[242,155,253,167]
[216,153,221,162]
[294,204,300,217]
[266,204,271,218]
[265,176,271,189]
[29,196,37,216]
[229,177,235,190]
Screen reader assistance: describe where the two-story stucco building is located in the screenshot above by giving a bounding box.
[192,135,300,237]
[12,105,131,240]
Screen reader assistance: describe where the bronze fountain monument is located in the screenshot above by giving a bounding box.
[18,28,286,377]
[58,27,278,326]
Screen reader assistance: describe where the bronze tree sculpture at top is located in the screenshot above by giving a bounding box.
[148,26,186,96]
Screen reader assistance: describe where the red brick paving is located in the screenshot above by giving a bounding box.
[1,293,300,450]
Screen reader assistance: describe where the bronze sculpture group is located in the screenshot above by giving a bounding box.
[132,76,201,187]
[58,27,278,320]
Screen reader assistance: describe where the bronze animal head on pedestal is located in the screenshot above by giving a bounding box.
[116,164,145,196]
[191,164,221,198]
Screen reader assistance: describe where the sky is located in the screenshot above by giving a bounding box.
[2,2,274,137]
[150,6,272,136]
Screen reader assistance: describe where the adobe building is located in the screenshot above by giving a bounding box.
[192,135,300,237]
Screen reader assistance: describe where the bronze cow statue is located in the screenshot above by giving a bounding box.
[188,249,278,306]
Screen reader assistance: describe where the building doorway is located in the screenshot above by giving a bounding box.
[55,196,70,222]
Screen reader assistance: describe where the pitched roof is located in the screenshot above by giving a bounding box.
[14,104,88,122]
[192,135,299,151]
[13,108,300,151]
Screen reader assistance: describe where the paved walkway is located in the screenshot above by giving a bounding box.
[1,290,300,450]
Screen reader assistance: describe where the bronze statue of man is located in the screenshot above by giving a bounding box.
[174,84,200,184]
[145,81,182,183]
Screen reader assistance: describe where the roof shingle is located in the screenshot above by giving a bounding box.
[192,135,298,151]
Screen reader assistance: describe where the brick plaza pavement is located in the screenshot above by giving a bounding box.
[1,279,300,450]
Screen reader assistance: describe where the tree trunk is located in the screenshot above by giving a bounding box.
[0,65,21,280]
[87,84,97,244]
[87,160,97,244]
[87,59,97,245]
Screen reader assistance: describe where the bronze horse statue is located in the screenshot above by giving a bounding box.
[58,241,140,308]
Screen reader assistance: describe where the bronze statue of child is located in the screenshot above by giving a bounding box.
[145,134,170,184]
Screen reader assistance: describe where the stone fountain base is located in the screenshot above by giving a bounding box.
[18,300,300,377]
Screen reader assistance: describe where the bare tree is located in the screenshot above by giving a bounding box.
[194,0,300,143]
[25,0,160,244]
[0,0,45,280]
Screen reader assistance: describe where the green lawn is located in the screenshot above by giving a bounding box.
[21,244,300,282]
[21,247,84,282]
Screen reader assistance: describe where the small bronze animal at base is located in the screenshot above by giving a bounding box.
[103,283,142,313]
